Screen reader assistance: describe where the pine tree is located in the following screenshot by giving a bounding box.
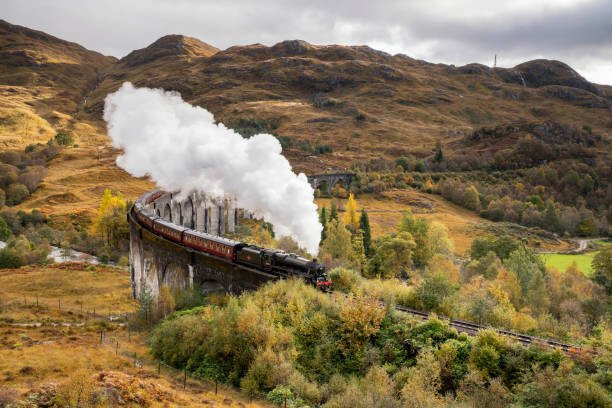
[330,200,338,222]
[344,193,359,232]
[319,206,328,242]
[359,210,372,256]
[433,140,443,163]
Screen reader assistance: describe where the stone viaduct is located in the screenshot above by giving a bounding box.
[307,173,354,194]
[128,191,276,299]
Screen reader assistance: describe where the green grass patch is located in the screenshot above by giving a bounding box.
[543,252,597,276]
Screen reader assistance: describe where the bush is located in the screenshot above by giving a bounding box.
[329,267,363,292]
[54,131,74,146]
[0,248,23,268]
[314,144,333,154]
[6,183,30,206]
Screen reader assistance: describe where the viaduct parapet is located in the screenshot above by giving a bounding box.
[146,191,237,235]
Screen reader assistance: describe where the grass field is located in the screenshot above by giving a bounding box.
[0,263,269,407]
[543,240,610,276]
[543,252,596,276]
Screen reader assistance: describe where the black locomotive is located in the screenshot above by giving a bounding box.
[235,245,331,290]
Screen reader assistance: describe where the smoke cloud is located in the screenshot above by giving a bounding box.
[104,82,322,254]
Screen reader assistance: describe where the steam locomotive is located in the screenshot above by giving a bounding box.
[131,199,332,290]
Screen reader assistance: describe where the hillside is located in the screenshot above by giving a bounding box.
[0,20,609,231]
[0,20,115,148]
[83,39,611,174]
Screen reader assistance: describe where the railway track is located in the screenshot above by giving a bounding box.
[330,291,585,354]
[393,305,583,354]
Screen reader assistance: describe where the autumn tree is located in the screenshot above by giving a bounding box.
[399,210,432,267]
[463,185,481,212]
[320,219,353,264]
[592,247,612,295]
[344,193,359,232]
[91,189,128,250]
[428,222,454,258]
[400,350,444,407]
[366,232,415,279]
[350,231,367,271]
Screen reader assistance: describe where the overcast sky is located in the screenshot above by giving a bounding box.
[2,0,612,85]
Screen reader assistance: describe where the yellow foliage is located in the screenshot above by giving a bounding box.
[423,178,435,192]
[400,350,445,408]
[343,193,359,231]
[428,254,460,283]
[338,298,385,354]
[90,189,127,246]
[513,312,538,332]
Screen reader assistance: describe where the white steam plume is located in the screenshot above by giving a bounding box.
[104,82,321,254]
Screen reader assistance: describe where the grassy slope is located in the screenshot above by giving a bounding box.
[318,189,569,256]
[0,263,268,407]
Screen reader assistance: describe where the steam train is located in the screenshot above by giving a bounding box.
[131,198,332,290]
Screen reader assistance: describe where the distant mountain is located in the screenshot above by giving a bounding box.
[0,20,610,173]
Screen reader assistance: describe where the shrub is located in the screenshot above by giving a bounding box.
[329,267,363,292]
[54,131,74,146]
[314,144,333,154]
[0,248,23,268]
[6,183,30,206]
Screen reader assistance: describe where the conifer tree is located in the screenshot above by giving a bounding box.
[359,210,372,256]
[344,193,359,231]
[319,206,328,242]
[330,200,338,222]
[433,139,443,162]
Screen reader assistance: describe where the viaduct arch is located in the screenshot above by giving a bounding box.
[307,173,354,194]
